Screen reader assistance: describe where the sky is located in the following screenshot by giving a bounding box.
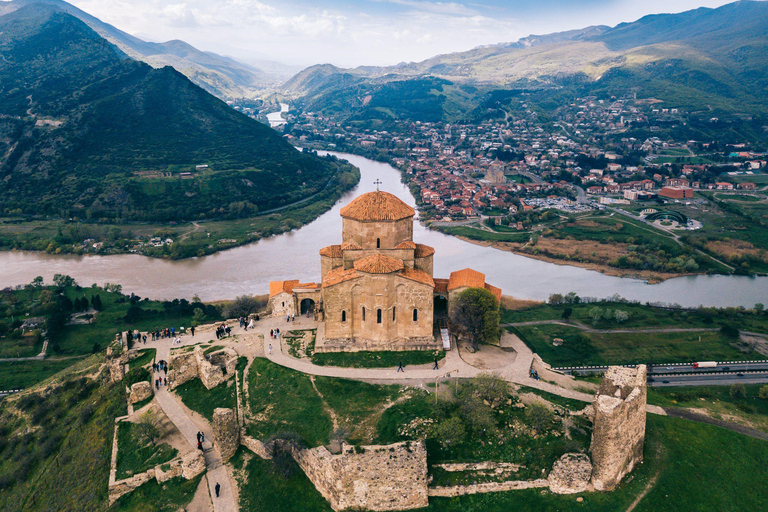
[60,0,740,69]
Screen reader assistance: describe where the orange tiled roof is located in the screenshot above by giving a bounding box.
[395,241,417,250]
[340,191,415,221]
[341,241,362,250]
[319,245,343,258]
[484,283,502,302]
[269,279,299,297]
[322,267,361,287]
[434,278,449,294]
[414,243,435,258]
[399,268,435,287]
[353,253,405,274]
[295,282,320,290]
[448,268,486,290]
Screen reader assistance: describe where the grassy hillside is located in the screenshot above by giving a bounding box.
[0,4,355,223]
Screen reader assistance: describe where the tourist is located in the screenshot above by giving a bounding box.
[191,326,195,337]
[164,377,167,386]
[197,431,202,443]
[248,318,255,330]
[198,441,203,451]
[270,329,274,339]
[215,482,221,498]
[268,344,272,355]
[433,358,439,370]
[397,362,404,372]
[201,432,205,443]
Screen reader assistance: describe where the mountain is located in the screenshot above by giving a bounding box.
[0,3,351,222]
[285,0,768,121]
[0,0,280,98]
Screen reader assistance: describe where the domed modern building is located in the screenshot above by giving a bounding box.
[269,190,501,352]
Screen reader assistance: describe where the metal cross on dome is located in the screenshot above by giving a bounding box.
[374,179,382,191]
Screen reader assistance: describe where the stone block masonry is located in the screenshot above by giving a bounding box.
[129,381,152,404]
[590,365,647,491]
[167,346,238,390]
[213,408,239,462]
[289,441,428,511]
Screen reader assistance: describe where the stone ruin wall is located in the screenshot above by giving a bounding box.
[213,408,239,462]
[270,291,296,318]
[286,441,429,511]
[168,346,237,390]
[590,365,647,491]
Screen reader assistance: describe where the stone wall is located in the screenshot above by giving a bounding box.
[270,291,296,318]
[428,479,549,497]
[342,217,413,250]
[548,453,593,494]
[291,441,429,511]
[168,346,237,390]
[129,381,153,404]
[323,273,434,346]
[213,408,239,462]
[590,365,647,491]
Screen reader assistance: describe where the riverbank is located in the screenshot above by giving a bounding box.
[452,235,695,284]
[0,160,359,261]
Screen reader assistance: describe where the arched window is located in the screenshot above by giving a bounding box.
[376,238,381,248]
[282,302,285,307]
[413,308,418,322]
[392,307,396,322]
[362,307,366,321]
[341,310,346,322]
[377,309,382,324]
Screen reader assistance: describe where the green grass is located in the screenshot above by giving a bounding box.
[0,359,85,389]
[246,358,331,447]
[718,193,763,202]
[113,473,203,512]
[232,448,333,512]
[512,324,753,366]
[129,348,156,370]
[311,350,444,369]
[313,377,402,443]
[174,378,236,423]
[116,421,178,480]
[203,345,224,355]
[434,225,530,243]
[0,337,43,358]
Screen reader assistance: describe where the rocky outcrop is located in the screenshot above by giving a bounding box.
[213,408,239,462]
[168,346,238,390]
[548,453,593,494]
[428,479,549,497]
[129,381,152,404]
[590,365,647,491]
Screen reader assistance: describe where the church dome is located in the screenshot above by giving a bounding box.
[353,253,405,274]
[340,191,415,221]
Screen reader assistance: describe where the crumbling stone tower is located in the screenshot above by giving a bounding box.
[590,365,647,491]
[213,408,239,462]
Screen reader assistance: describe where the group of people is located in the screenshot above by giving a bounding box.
[285,314,295,322]
[529,368,540,380]
[269,328,281,339]
[150,327,190,341]
[153,360,169,389]
[238,316,258,330]
[215,324,231,339]
[196,430,206,451]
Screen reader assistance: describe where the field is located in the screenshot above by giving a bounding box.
[311,350,444,368]
[116,421,178,480]
[174,378,237,422]
[512,324,753,367]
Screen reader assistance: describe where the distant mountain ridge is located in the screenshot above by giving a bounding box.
[0,0,282,98]
[0,3,347,222]
[285,0,768,121]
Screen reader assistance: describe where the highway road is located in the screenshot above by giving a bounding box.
[649,371,768,387]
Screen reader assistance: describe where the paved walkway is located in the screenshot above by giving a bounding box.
[151,342,237,512]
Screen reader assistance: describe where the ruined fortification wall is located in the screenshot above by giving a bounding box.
[169,346,237,390]
[291,441,429,511]
[590,365,647,491]
[213,408,239,462]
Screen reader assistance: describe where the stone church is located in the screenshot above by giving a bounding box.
[269,190,501,351]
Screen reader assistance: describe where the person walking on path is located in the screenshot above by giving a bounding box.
[433,358,439,370]
[215,482,221,497]
[190,326,195,337]
[268,344,272,355]
[197,431,202,444]
[197,440,203,451]
[397,362,404,372]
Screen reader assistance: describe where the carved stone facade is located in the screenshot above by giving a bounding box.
[168,346,238,390]
[290,441,429,511]
[213,408,239,462]
[590,365,647,491]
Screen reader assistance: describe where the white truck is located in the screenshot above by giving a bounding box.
[693,361,718,369]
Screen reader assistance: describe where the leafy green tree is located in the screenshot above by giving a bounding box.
[31,276,44,288]
[223,295,264,319]
[758,385,768,400]
[451,287,500,351]
[729,384,746,400]
[52,274,77,288]
[561,307,573,321]
[192,307,206,327]
[431,416,466,447]
[755,303,765,315]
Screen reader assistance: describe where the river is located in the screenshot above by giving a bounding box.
[1,152,767,306]
[266,103,289,127]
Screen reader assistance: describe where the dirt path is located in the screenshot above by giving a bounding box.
[309,375,339,431]
[180,221,204,241]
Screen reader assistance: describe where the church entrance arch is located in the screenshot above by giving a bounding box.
[300,298,315,315]
[434,295,448,317]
